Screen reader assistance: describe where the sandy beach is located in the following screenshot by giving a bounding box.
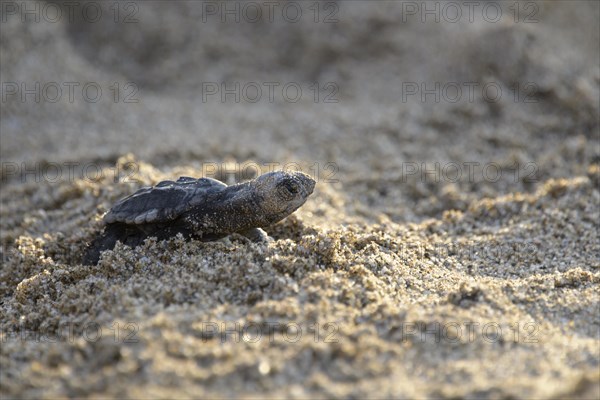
[1,1,599,398]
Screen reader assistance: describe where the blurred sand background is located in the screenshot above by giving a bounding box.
[1,0,599,398]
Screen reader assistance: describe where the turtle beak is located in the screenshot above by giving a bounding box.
[295,172,316,196]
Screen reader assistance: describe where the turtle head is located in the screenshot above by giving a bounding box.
[253,171,315,223]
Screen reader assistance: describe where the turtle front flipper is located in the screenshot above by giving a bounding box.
[239,228,271,243]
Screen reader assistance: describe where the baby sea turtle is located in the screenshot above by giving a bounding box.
[83,171,315,264]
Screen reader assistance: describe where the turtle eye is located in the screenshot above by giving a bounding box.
[278,180,298,200]
[285,181,299,194]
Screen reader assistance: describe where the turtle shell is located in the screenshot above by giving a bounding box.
[103,176,227,225]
